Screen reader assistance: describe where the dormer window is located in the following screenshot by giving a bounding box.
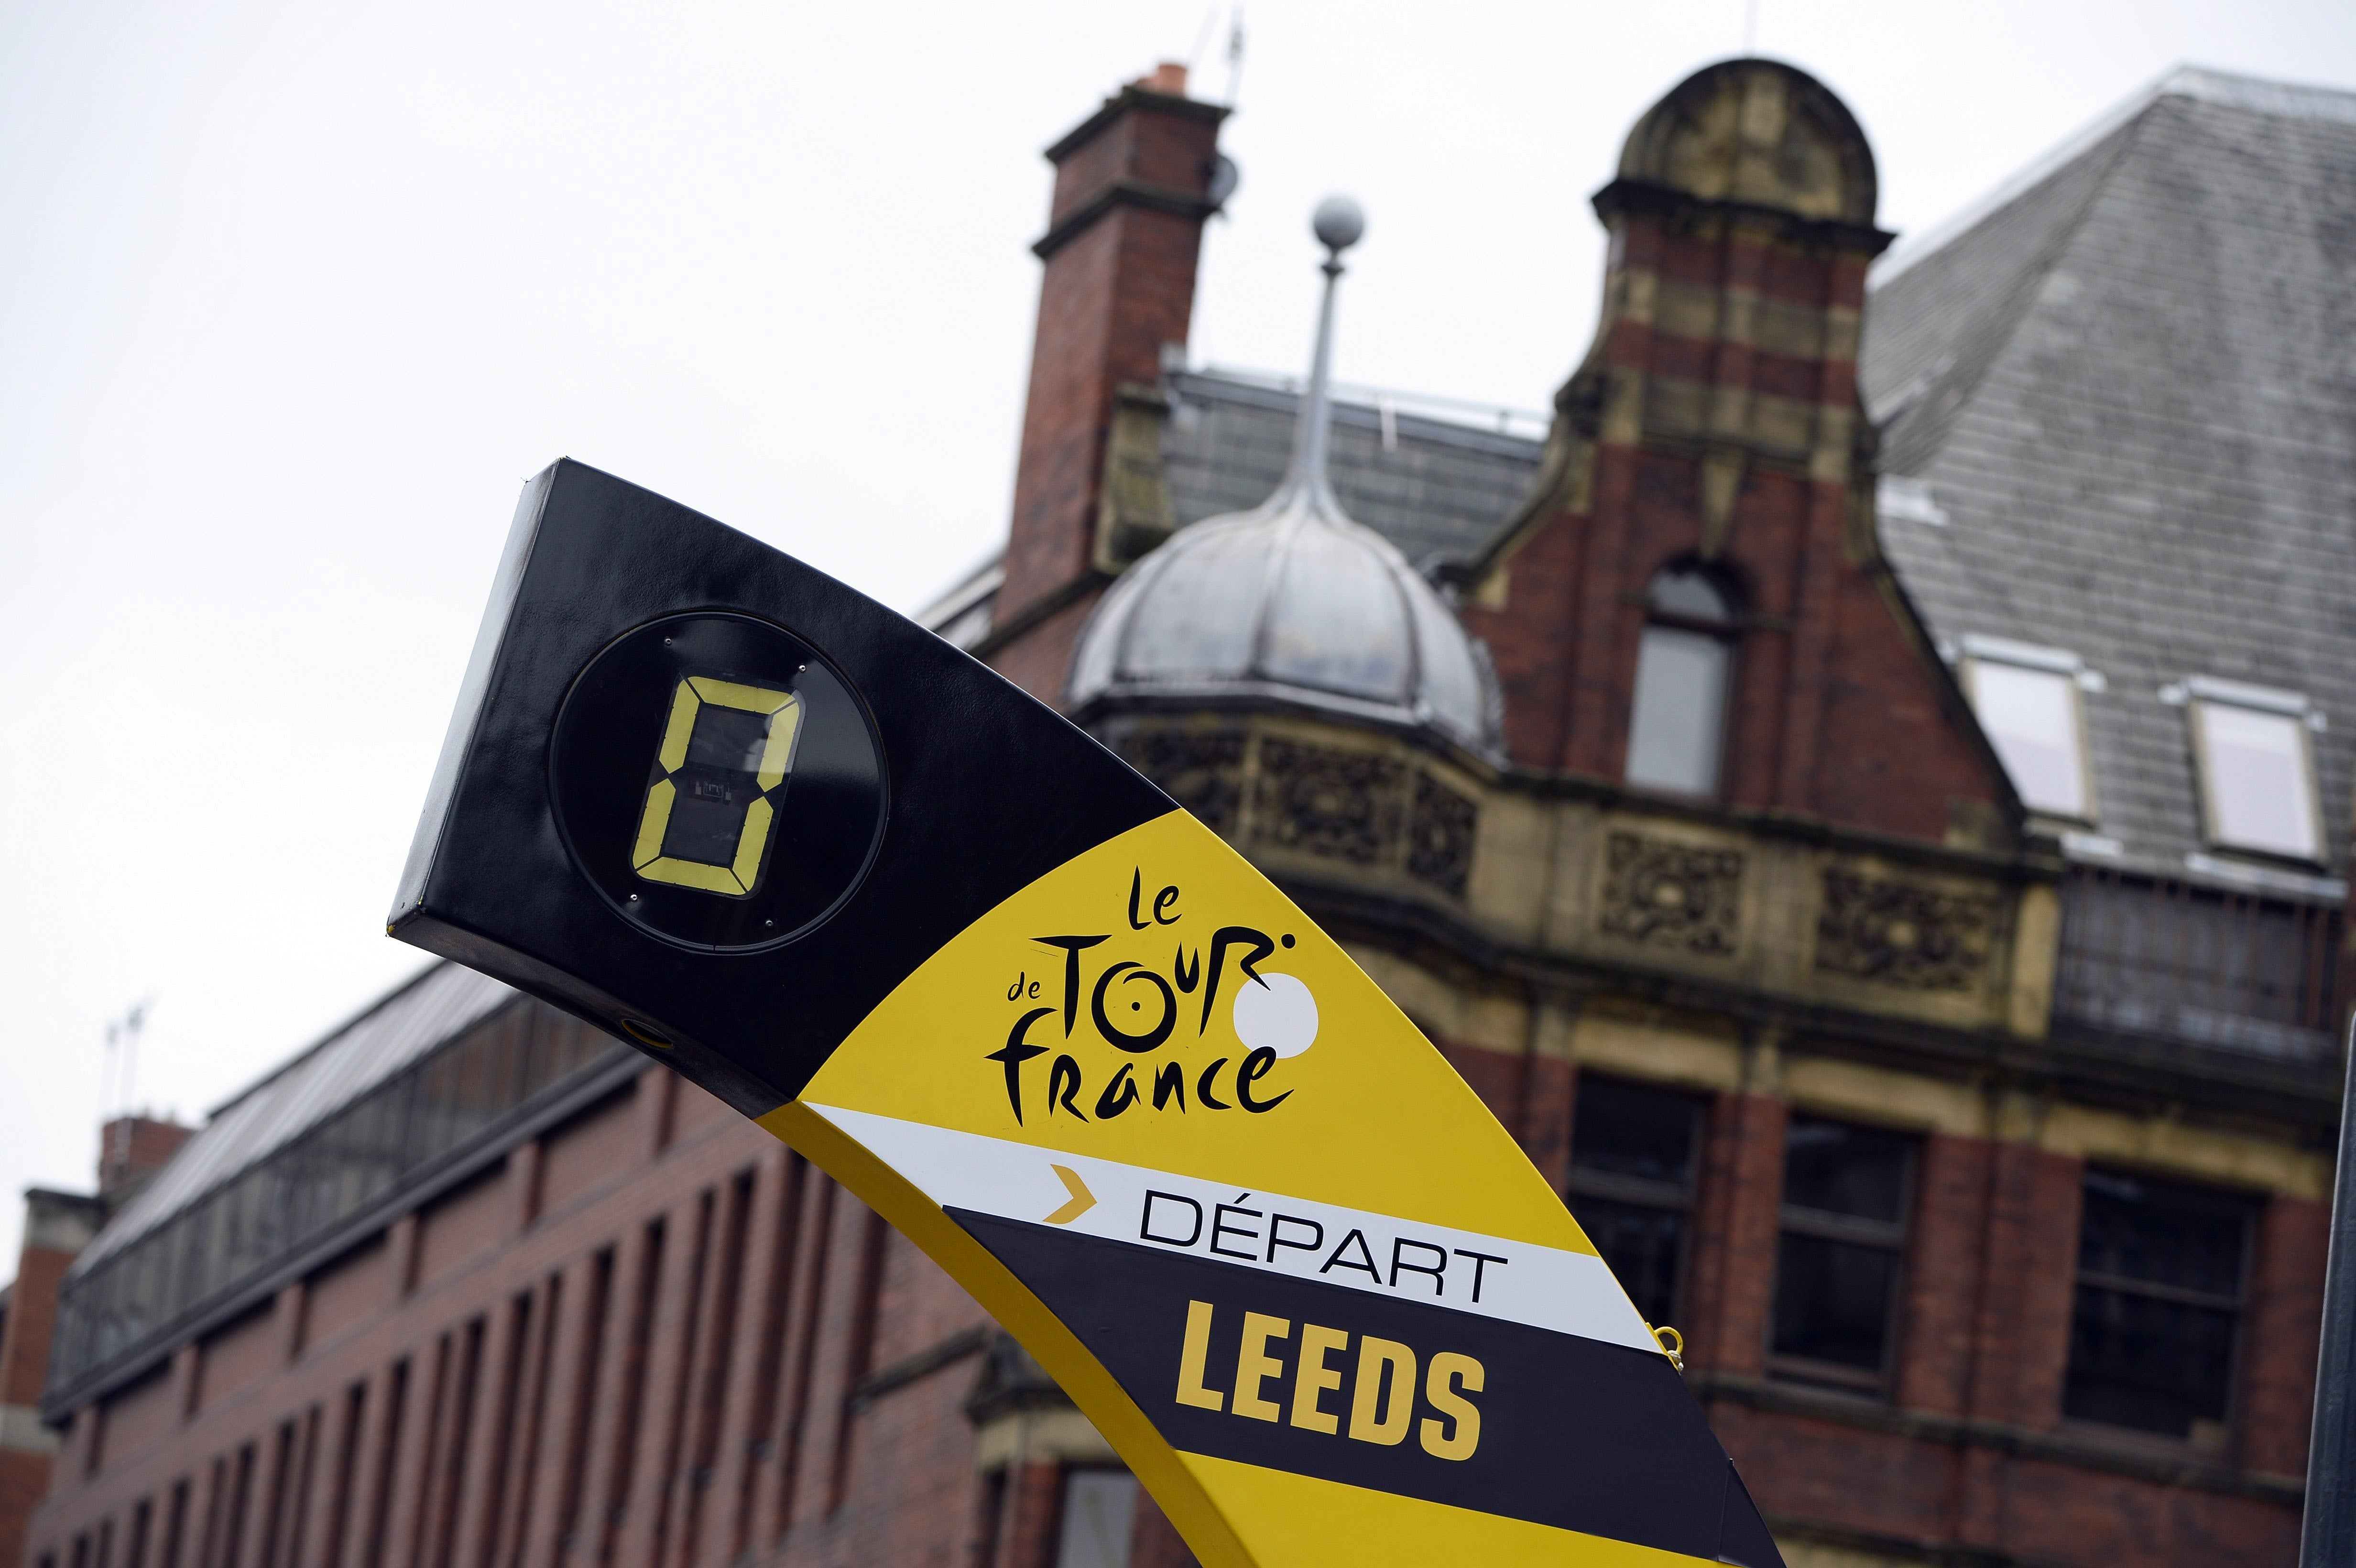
[1957,635,2097,822]
[2178,677,2324,863]
[1626,566,1736,797]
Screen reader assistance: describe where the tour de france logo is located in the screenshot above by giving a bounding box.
[987,871,1317,1125]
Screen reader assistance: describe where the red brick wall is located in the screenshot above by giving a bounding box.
[189,1303,282,1422]
[1891,1132,1992,1417]
[0,1451,49,1568]
[87,1368,174,1479]
[412,1164,507,1292]
[1461,207,2009,846]
[2238,1195,2328,1479]
[6,1195,104,1568]
[3,1244,86,1414]
[24,1071,1018,1568]
[1965,1142,2084,1434]
[1683,1091,1786,1379]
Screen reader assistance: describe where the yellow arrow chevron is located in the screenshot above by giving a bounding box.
[1046,1163,1096,1225]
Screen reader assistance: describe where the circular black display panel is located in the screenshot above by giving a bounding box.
[551,612,886,952]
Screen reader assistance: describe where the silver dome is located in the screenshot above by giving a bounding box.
[1067,197,1500,754]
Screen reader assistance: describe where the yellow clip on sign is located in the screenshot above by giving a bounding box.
[390,460,1782,1568]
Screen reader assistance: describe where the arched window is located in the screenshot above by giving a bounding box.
[1625,565,1736,796]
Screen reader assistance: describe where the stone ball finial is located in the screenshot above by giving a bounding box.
[1312,195,1365,254]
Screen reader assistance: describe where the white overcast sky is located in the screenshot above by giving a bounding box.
[4,0,2353,1268]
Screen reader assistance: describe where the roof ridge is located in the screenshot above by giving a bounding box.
[1870,112,2147,473]
[2157,65,2356,126]
[1874,71,2171,288]
[1876,65,2356,290]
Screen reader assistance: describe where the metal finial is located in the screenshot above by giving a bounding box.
[1313,196,1365,254]
[1287,195,1364,503]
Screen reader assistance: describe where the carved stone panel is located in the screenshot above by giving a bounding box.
[1814,871,1994,991]
[1114,728,1245,833]
[1598,833,1745,955]
[1407,774,1478,896]
[1255,740,1402,865]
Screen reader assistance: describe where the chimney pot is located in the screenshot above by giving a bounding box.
[98,1114,195,1198]
[1140,62,1188,98]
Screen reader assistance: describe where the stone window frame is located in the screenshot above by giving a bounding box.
[1561,1076,1710,1332]
[2060,1167,2257,1455]
[1624,559,1743,801]
[1766,1116,1919,1399]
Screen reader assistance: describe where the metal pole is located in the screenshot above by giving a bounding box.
[2301,1013,2356,1567]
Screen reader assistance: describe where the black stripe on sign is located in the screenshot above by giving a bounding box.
[952,1210,1781,1566]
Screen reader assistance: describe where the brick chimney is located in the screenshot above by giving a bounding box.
[985,65,1229,703]
[0,1189,105,1568]
[97,1115,193,1202]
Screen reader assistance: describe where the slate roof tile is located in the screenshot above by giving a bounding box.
[1864,69,2356,880]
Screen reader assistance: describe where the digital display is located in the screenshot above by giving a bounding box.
[548,611,885,953]
[631,675,805,896]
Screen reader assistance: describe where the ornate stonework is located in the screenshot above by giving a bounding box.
[1814,871,1995,991]
[1255,739,1402,865]
[1113,728,1246,833]
[1598,833,1745,954]
[1407,774,1478,895]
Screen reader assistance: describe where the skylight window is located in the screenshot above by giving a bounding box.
[1960,637,2094,821]
[2184,678,2323,862]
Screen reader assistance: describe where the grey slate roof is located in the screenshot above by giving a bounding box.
[917,373,1543,643]
[1862,67,2356,886]
[1163,370,1543,569]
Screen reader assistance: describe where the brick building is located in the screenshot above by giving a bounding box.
[4,1121,193,1568]
[18,55,2356,1568]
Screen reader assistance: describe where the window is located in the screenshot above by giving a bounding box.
[1626,566,1736,796]
[1960,637,2094,820]
[2183,678,2323,862]
[1053,1470,1138,1568]
[2064,1171,2252,1449]
[1564,1079,1704,1328]
[1770,1118,1914,1392]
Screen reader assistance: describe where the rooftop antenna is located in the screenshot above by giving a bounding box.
[1281,195,1366,509]
[103,999,151,1117]
[1189,7,1220,77]
[1224,8,1245,108]
[103,997,153,1179]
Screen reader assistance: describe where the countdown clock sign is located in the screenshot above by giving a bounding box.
[391,460,1783,1568]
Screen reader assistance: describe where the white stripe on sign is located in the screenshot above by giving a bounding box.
[807,1104,1661,1355]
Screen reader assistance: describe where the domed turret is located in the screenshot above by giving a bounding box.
[1067,199,1501,754]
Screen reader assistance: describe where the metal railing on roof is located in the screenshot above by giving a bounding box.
[47,1001,626,1405]
[2054,863,2345,1062]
